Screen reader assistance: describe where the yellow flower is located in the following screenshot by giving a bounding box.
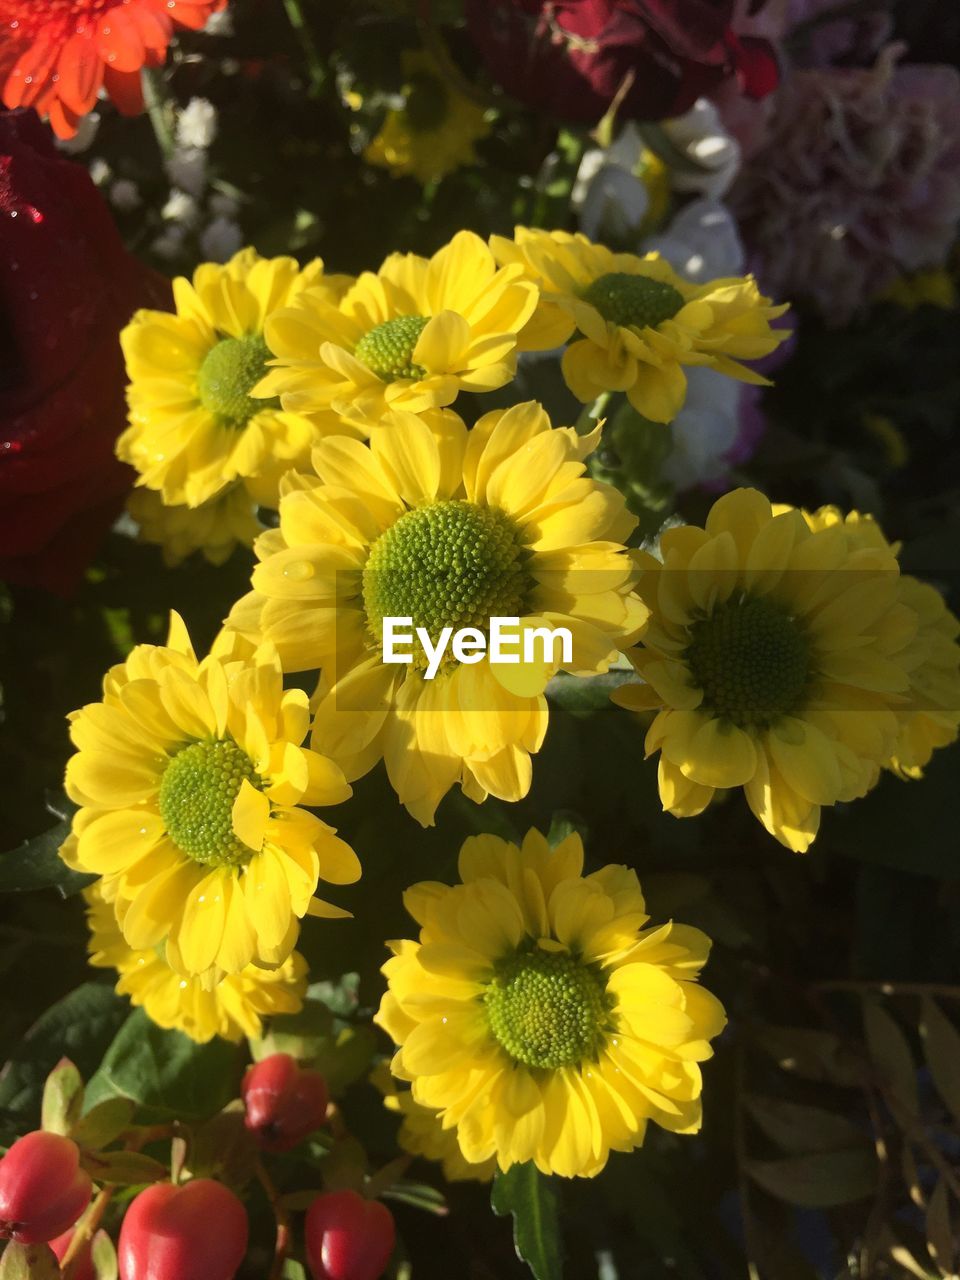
[613,488,960,852]
[255,231,538,430]
[375,828,726,1179]
[371,1064,496,1182]
[880,269,956,311]
[794,505,960,782]
[362,51,490,184]
[61,613,361,981]
[127,485,262,568]
[489,227,788,423]
[117,249,354,509]
[227,402,646,825]
[85,883,308,1044]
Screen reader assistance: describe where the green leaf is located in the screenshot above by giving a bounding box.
[189,1102,258,1190]
[0,819,94,898]
[307,973,363,1019]
[0,1243,60,1279]
[80,1148,169,1187]
[926,1179,954,1276]
[84,1009,242,1124]
[0,984,128,1125]
[41,1057,84,1136]
[743,1095,866,1154]
[863,999,919,1115]
[491,1163,563,1280]
[73,1097,137,1151]
[752,1025,862,1087]
[281,1263,307,1280]
[546,671,638,719]
[746,1147,877,1208]
[91,1231,118,1280]
[381,1180,448,1216]
[920,998,960,1124]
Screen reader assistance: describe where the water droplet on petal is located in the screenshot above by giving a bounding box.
[283,560,315,582]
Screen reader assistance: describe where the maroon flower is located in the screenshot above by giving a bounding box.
[0,110,169,595]
[465,0,774,124]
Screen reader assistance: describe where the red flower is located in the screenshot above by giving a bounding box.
[0,110,170,594]
[0,0,226,139]
[465,0,775,123]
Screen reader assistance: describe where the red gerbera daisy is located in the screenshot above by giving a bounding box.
[0,0,226,139]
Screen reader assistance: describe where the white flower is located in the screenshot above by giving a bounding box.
[203,8,234,36]
[88,158,111,186]
[574,153,651,243]
[162,189,200,228]
[200,216,244,262]
[175,98,218,150]
[661,368,742,490]
[151,224,189,263]
[58,112,100,154]
[660,99,741,200]
[208,191,240,219]
[645,198,746,281]
[166,147,208,197]
[109,179,141,212]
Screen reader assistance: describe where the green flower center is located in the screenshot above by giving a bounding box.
[158,739,261,868]
[362,500,530,664]
[197,334,277,427]
[581,272,685,330]
[685,594,811,728]
[484,944,613,1071]
[354,316,429,382]
[404,71,449,133]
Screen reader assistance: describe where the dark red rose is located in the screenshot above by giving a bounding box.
[466,0,750,124]
[0,110,170,595]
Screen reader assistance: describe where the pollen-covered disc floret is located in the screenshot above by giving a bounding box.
[490,227,789,424]
[354,317,429,382]
[256,230,538,429]
[60,613,361,979]
[227,402,647,826]
[84,883,308,1045]
[613,487,960,853]
[118,248,348,509]
[197,335,277,426]
[158,740,260,868]
[580,273,684,331]
[376,828,726,1178]
[362,500,529,654]
[484,944,612,1070]
[685,596,810,727]
[358,50,492,185]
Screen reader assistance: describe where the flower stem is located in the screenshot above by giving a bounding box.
[141,67,175,162]
[60,1186,114,1278]
[258,1160,292,1280]
[282,0,326,97]
[575,392,612,435]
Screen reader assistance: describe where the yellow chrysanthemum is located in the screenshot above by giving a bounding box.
[85,884,308,1044]
[793,505,960,781]
[254,231,538,431]
[489,227,788,423]
[371,1064,496,1182]
[117,248,354,509]
[612,488,960,852]
[362,51,490,184]
[60,613,361,981]
[127,484,262,568]
[375,828,726,1179]
[227,402,647,825]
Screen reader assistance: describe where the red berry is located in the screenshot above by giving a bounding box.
[0,1131,92,1244]
[50,1226,95,1280]
[118,1180,248,1280]
[242,1053,329,1153]
[305,1190,395,1280]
